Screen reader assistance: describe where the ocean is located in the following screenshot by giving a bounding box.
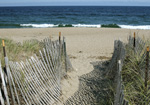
[0,6,150,29]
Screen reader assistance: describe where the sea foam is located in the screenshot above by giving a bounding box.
[20,24,150,30]
[20,24,101,28]
[119,25,150,30]
[20,24,57,28]
[73,24,101,28]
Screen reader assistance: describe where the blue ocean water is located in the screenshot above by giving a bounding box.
[0,6,150,29]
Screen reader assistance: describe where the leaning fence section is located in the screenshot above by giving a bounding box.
[0,35,73,105]
[112,40,128,105]
[112,36,141,105]
[10,39,62,105]
[105,39,128,105]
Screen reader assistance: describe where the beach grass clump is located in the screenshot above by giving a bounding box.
[101,24,120,28]
[0,38,42,66]
[122,38,150,104]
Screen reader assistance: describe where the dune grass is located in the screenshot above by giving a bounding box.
[122,38,150,105]
[0,38,42,67]
[58,24,73,27]
[101,24,120,28]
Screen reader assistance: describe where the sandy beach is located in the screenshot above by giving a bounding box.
[1,28,150,102]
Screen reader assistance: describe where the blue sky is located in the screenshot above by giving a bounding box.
[0,0,150,6]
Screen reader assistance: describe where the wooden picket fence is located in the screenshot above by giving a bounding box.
[0,36,73,105]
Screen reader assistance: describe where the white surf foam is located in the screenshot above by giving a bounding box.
[73,24,101,28]
[21,24,101,28]
[20,24,150,30]
[119,25,150,30]
[20,24,57,28]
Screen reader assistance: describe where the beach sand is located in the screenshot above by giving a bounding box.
[1,28,150,102]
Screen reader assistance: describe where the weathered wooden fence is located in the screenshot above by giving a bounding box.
[1,33,149,105]
[114,60,129,105]
[105,39,128,105]
[0,36,73,105]
[114,34,150,105]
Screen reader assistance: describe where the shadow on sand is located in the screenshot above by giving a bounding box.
[64,60,115,105]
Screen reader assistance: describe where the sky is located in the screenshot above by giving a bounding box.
[0,0,150,6]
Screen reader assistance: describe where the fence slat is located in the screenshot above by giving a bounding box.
[0,88,4,105]
[0,60,10,105]
[5,57,16,105]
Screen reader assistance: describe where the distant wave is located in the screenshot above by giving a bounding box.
[20,24,101,28]
[119,25,150,30]
[73,24,101,28]
[20,24,150,29]
[20,24,57,28]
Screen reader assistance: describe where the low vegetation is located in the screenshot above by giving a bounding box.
[0,38,42,66]
[122,38,150,105]
[101,24,120,28]
[58,24,73,27]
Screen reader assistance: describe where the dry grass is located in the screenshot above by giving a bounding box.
[122,38,150,105]
[0,38,42,67]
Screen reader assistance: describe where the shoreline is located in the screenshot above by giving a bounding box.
[0,27,150,41]
[1,23,150,29]
[0,27,148,29]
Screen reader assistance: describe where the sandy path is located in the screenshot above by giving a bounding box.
[1,28,150,103]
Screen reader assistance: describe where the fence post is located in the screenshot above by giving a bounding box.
[0,60,10,105]
[2,40,16,105]
[59,32,61,44]
[2,40,8,83]
[63,37,67,73]
[133,32,136,48]
[59,32,62,57]
[114,60,122,105]
[2,40,6,57]
[145,46,149,90]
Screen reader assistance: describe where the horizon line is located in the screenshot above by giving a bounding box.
[0,5,150,7]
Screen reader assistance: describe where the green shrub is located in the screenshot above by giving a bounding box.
[58,24,73,27]
[101,24,120,28]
